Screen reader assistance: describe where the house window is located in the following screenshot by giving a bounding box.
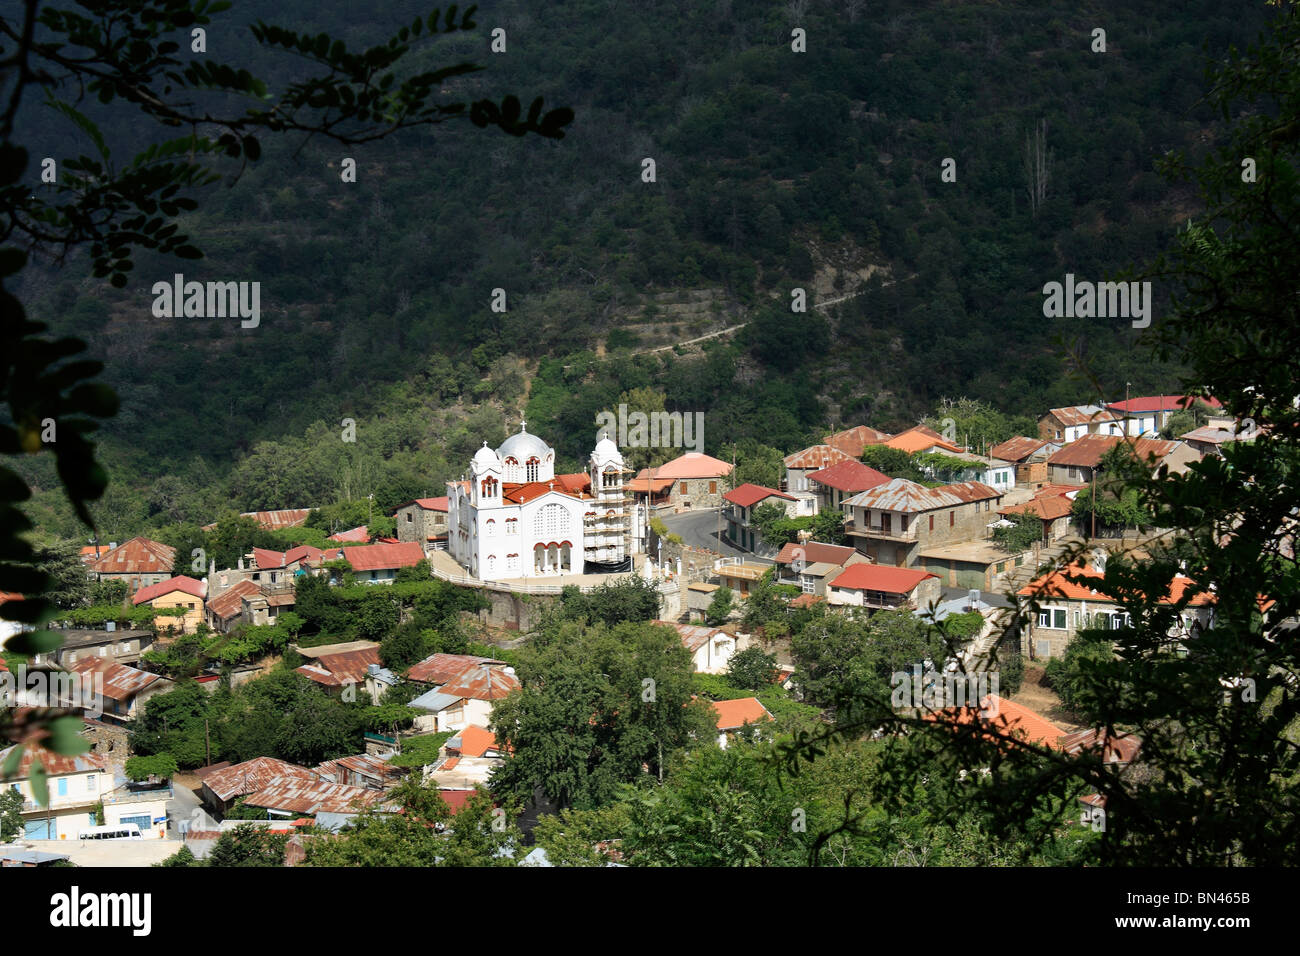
[709,481,717,494]
[929,514,934,532]
[1036,639,1052,657]
[949,511,955,527]
[801,577,815,594]
[486,555,496,575]
[506,518,518,534]
[680,481,689,496]
[57,778,68,797]
[87,775,97,792]
[1054,609,1067,629]
[1037,610,1049,628]
[406,513,413,523]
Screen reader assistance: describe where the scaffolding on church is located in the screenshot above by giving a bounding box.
[584,459,634,573]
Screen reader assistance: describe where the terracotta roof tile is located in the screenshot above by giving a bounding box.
[132,575,205,606]
[807,459,893,493]
[828,564,936,593]
[711,697,773,731]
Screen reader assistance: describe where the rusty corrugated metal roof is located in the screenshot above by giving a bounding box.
[206,579,262,621]
[989,436,1054,462]
[89,537,175,576]
[243,779,392,815]
[843,478,998,512]
[1047,434,1181,468]
[0,744,108,779]
[1046,405,1122,428]
[342,541,423,572]
[654,620,726,653]
[823,425,892,457]
[782,444,852,470]
[66,658,166,701]
[201,758,321,802]
[408,653,502,685]
[295,647,381,687]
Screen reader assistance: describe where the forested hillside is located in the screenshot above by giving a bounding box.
[14,0,1269,539]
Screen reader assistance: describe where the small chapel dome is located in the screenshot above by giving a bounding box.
[497,422,552,463]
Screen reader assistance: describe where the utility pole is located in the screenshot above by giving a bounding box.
[1091,468,1097,540]
[204,718,211,767]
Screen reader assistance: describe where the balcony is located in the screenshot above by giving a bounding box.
[844,520,917,543]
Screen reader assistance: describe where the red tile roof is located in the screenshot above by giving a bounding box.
[884,427,965,454]
[999,497,1074,521]
[807,459,892,494]
[412,497,450,511]
[823,425,892,457]
[711,697,774,731]
[783,444,853,470]
[452,725,499,759]
[132,575,205,606]
[1058,728,1142,763]
[341,541,424,572]
[789,593,825,608]
[722,483,794,508]
[828,564,937,594]
[645,452,733,480]
[1017,561,1214,605]
[500,479,592,504]
[329,525,370,543]
[989,436,1054,463]
[89,537,175,576]
[923,695,1065,748]
[774,541,857,566]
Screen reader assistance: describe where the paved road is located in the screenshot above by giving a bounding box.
[659,509,748,558]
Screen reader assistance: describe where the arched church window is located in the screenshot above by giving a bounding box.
[526,457,540,482]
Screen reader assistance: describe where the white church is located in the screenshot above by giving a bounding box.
[446,423,636,581]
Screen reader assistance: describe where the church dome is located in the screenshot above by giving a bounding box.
[473,442,501,469]
[497,423,552,462]
[592,433,622,464]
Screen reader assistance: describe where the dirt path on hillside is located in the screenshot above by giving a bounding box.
[1011,664,1084,732]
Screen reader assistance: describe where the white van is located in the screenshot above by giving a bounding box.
[77,823,143,840]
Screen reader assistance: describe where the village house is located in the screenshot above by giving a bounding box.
[1037,405,1125,444]
[204,579,261,633]
[392,496,451,551]
[131,575,205,634]
[65,658,172,723]
[722,483,796,553]
[33,627,155,669]
[292,641,384,695]
[1106,395,1224,437]
[197,756,323,817]
[825,563,942,612]
[654,620,737,674]
[633,451,734,513]
[806,459,892,512]
[842,478,1004,569]
[997,486,1082,544]
[87,537,175,595]
[782,444,853,497]
[923,695,1067,750]
[424,725,505,789]
[1045,434,1199,486]
[339,541,425,584]
[709,697,774,749]
[1017,560,1217,659]
[1,745,110,840]
[823,424,892,457]
[242,778,392,820]
[406,653,521,733]
[772,540,871,597]
[201,509,312,532]
[918,450,1016,492]
[315,752,405,790]
[1180,423,1259,457]
[989,437,1062,488]
[882,425,966,456]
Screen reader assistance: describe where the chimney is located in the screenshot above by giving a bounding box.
[237,557,244,570]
